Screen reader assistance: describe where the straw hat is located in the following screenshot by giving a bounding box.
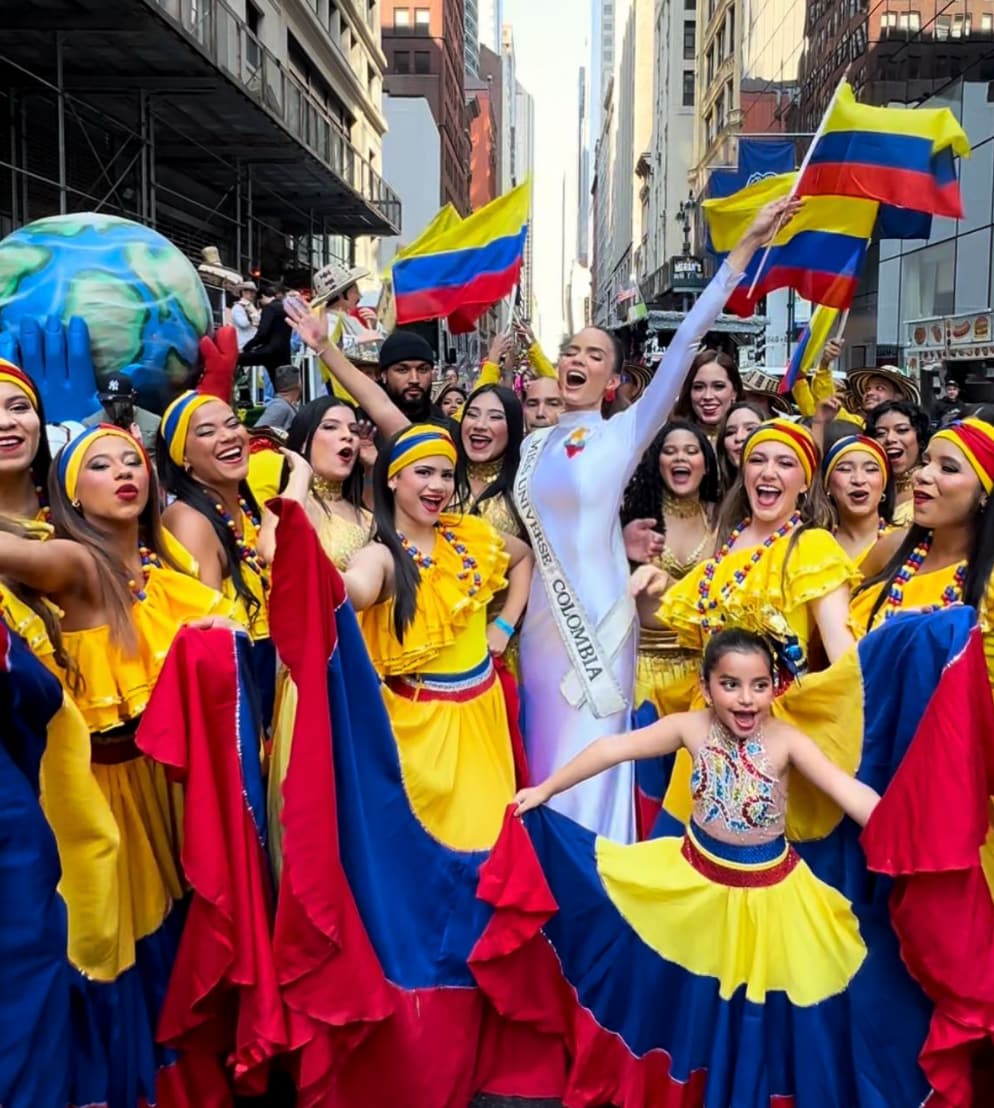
[740,368,791,416]
[311,262,371,308]
[846,365,921,408]
[197,245,243,288]
[621,362,653,402]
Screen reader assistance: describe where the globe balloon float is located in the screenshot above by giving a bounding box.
[0,212,212,414]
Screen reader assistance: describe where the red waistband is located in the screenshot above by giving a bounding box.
[386,660,496,703]
[681,832,799,888]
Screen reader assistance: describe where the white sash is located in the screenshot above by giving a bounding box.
[514,428,631,719]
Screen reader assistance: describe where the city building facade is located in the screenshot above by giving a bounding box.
[1,0,400,284]
[514,79,536,318]
[382,0,471,214]
[463,0,480,75]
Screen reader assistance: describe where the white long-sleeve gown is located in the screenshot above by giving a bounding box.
[516,263,741,842]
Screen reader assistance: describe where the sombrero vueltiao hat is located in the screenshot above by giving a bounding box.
[310,262,371,309]
[847,365,921,408]
[621,361,653,402]
[740,368,792,416]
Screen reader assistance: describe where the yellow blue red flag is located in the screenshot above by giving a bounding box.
[798,81,969,218]
[392,181,531,332]
[703,173,877,316]
[781,304,840,394]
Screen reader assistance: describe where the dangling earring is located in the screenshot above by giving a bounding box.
[71,499,81,511]
[604,386,617,403]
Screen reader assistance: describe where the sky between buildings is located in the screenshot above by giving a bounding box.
[504,0,592,353]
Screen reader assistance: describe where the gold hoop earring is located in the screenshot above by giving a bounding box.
[71,499,81,510]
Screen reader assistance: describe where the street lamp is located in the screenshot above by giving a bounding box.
[676,190,696,256]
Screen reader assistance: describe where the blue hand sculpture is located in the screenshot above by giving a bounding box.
[0,315,99,424]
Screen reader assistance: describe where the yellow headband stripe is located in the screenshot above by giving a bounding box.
[743,421,818,484]
[58,425,146,501]
[0,362,39,409]
[161,390,216,466]
[387,425,457,479]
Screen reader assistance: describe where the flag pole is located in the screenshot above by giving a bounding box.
[745,68,852,299]
[833,308,850,342]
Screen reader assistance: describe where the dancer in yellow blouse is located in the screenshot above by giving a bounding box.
[340,424,533,850]
[635,419,859,822]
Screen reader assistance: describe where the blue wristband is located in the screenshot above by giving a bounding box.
[493,616,515,637]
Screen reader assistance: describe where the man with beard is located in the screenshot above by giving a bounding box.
[376,330,447,425]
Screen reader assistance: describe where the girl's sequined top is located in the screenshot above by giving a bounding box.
[691,717,786,845]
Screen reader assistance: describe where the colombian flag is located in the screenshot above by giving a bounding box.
[265,500,560,1107]
[799,82,970,219]
[392,181,531,333]
[703,173,876,317]
[780,304,840,394]
[470,607,994,1107]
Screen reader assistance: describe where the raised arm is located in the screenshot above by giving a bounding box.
[0,532,95,596]
[786,727,880,827]
[630,197,803,451]
[284,296,409,438]
[514,711,690,813]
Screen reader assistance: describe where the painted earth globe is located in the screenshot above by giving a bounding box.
[0,212,211,410]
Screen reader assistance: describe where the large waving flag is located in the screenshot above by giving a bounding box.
[392,181,531,333]
[799,80,970,218]
[471,607,993,1107]
[704,173,877,317]
[781,304,840,394]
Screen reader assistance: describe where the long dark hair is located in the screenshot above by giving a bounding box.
[673,349,744,424]
[370,427,442,643]
[48,446,180,656]
[156,433,263,623]
[460,384,524,515]
[714,401,766,491]
[621,420,720,531]
[282,396,365,509]
[865,400,930,466]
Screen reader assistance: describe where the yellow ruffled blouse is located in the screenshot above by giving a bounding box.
[848,561,964,639]
[59,562,235,733]
[657,527,859,665]
[359,512,509,676]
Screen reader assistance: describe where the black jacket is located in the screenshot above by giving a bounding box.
[241,299,292,370]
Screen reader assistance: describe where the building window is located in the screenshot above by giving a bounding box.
[881,11,896,28]
[951,13,969,37]
[935,14,950,38]
[414,50,430,73]
[897,11,920,31]
[394,6,409,26]
[685,0,695,8]
[727,4,735,47]
[706,45,714,83]
[683,21,696,59]
[414,7,430,29]
[682,70,695,107]
[394,49,411,72]
[982,12,993,32]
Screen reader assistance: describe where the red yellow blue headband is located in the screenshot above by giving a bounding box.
[57,425,148,502]
[823,435,890,482]
[387,424,457,479]
[742,419,819,484]
[161,390,217,466]
[933,418,994,494]
[0,359,39,409]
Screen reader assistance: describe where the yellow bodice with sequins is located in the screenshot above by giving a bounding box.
[475,490,524,541]
[314,502,372,570]
[359,512,508,677]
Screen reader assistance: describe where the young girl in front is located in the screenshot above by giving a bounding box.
[505,630,907,1106]
[516,627,878,837]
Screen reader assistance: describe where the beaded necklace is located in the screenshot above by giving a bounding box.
[697,512,801,635]
[399,525,483,597]
[128,544,160,602]
[884,532,967,617]
[212,496,268,584]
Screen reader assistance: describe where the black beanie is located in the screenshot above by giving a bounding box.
[379,330,435,371]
